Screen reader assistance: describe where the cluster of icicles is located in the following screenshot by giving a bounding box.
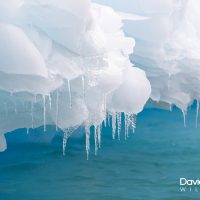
[64,112,136,159]
[1,90,137,159]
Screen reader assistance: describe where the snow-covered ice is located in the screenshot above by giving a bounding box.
[3,0,200,154]
[0,0,151,152]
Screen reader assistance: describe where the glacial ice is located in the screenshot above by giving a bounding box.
[106,0,200,112]
[0,0,151,152]
[2,0,200,154]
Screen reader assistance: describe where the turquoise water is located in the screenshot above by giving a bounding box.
[1,106,200,200]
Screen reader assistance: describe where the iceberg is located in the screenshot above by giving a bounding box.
[104,0,200,111]
[0,0,151,153]
[94,0,200,126]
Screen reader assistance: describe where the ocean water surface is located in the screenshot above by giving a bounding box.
[1,106,200,200]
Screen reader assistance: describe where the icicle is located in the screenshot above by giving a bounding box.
[56,91,59,131]
[124,113,135,138]
[116,112,121,140]
[82,75,85,99]
[182,110,186,128]
[129,114,136,133]
[97,125,101,148]
[196,100,199,128]
[48,94,52,110]
[43,95,46,132]
[112,112,116,139]
[94,125,98,155]
[31,102,34,129]
[68,79,72,108]
[124,114,127,140]
[107,113,111,127]
[105,112,109,127]
[63,130,69,156]
[124,113,129,140]
[85,125,90,160]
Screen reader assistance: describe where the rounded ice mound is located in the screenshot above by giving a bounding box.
[0,23,47,77]
[109,67,151,114]
[0,0,151,154]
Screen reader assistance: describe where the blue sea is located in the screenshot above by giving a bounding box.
[1,106,200,200]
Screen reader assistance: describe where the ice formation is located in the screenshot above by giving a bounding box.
[129,0,200,110]
[0,0,151,153]
[2,0,199,154]
[99,0,200,120]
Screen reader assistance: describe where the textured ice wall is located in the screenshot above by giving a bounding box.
[0,0,151,153]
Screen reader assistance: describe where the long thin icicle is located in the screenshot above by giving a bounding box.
[129,114,136,133]
[56,90,59,131]
[182,110,186,128]
[63,129,69,156]
[85,125,90,160]
[82,75,85,100]
[116,112,121,140]
[97,125,101,148]
[196,100,199,128]
[94,125,98,155]
[43,95,46,132]
[107,112,111,127]
[112,112,116,139]
[31,101,34,129]
[124,113,129,140]
[48,94,52,110]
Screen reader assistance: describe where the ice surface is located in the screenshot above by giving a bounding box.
[0,0,151,152]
